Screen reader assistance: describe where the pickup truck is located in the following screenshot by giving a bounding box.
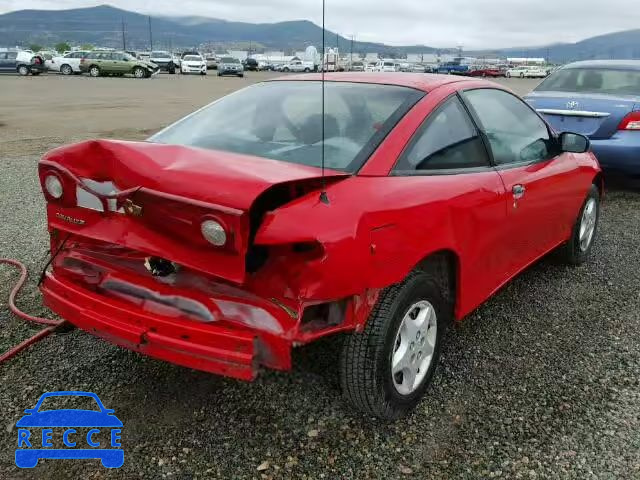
[436,62,469,75]
[282,60,314,73]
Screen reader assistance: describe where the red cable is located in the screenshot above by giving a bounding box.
[1,258,66,363]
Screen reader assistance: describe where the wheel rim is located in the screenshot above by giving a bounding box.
[579,198,597,251]
[19,66,27,75]
[90,67,99,76]
[391,300,437,395]
[62,65,71,74]
[134,68,144,78]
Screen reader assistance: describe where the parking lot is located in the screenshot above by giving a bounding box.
[1,72,639,479]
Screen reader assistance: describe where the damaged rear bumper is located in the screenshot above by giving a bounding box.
[40,272,292,381]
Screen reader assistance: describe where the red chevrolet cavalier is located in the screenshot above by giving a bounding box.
[38,74,601,419]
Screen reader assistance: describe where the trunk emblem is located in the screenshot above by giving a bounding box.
[566,101,580,110]
[123,199,143,217]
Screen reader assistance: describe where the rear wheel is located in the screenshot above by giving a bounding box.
[558,184,600,265]
[520,72,525,78]
[89,65,100,77]
[505,72,511,78]
[17,65,29,76]
[60,64,73,75]
[339,271,447,419]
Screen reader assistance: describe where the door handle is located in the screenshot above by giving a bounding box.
[512,185,526,200]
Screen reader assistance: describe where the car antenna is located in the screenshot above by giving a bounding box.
[319,0,330,205]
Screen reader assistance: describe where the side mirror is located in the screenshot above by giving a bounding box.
[559,132,590,153]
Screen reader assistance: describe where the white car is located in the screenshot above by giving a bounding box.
[50,51,90,75]
[374,60,398,72]
[282,60,314,73]
[505,66,548,78]
[365,62,377,72]
[181,54,207,75]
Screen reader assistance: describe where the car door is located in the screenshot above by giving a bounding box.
[3,52,18,72]
[388,94,510,315]
[0,52,8,71]
[460,87,583,275]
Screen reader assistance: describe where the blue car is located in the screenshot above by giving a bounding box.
[525,60,640,176]
[15,391,123,468]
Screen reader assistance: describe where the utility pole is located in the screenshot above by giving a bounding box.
[350,34,354,62]
[121,18,126,51]
[336,32,339,51]
[148,16,153,51]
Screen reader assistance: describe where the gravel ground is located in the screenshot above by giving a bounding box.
[1,73,639,479]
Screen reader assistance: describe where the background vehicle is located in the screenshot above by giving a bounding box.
[205,54,218,70]
[81,51,159,78]
[365,62,377,72]
[180,54,207,75]
[506,65,547,78]
[0,50,46,76]
[411,63,428,73]
[39,74,600,420]
[243,58,259,71]
[257,61,273,71]
[375,60,398,72]
[349,61,364,72]
[437,61,469,75]
[526,60,640,176]
[50,51,89,75]
[217,57,244,77]
[149,51,177,74]
[467,66,504,77]
[282,60,314,72]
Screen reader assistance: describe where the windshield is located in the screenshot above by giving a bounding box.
[184,55,201,61]
[535,68,640,95]
[151,81,423,172]
[37,395,101,412]
[221,57,239,63]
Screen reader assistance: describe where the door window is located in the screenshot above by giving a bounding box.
[462,88,553,166]
[394,96,489,172]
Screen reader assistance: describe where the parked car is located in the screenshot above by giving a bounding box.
[179,51,200,68]
[506,66,548,78]
[49,51,90,75]
[257,61,273,71]
[467,66,504,77]
[374,60,398,72]
[0,50,47,76]
[205,54,218,70]
[244,58,259,71]
[217,57,244,77]
[437,62,469,75]
[411,64,427,73]
[180,54,207,75]
[80,51,159,78]
[349,61,365,72]
[365,62,377,72]
[282,60,314,73]
[38,73,601,420]
[526,60,640,176]
[149,51,177,74]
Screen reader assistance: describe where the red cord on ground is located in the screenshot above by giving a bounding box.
[1,258,66,364]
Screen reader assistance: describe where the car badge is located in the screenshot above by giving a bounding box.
[566,101,580,110]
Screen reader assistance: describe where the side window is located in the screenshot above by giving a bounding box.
[7,52,17,60]
[462,88,552,166]
[394,96,489,172]
[0,53,6,60]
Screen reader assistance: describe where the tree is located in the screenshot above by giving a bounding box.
[55,42,71,53]
[81,44,95,51]
[29,43,43,52]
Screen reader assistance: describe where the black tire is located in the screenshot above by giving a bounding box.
[283,67,290,72]
[133,67,146,79]
[520,73,525,78]
[238,73,244,77]
[506,72,511,78]
[558,184,600,265]
[31,72,41,76]
[17,65,29,76]
[339,271,447,420]
[89,65,100,77]
[304,67,311,73]
[60,64,73,75]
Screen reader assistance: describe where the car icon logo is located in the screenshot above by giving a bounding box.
[566,101,580,110]
[15,391,123,469]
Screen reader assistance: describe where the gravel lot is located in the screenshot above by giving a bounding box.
[1,72,639,479]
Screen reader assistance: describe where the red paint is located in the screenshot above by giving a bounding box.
[38,74,600,380]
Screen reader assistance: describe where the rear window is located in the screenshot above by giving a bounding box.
[184,55,201,61]
[151,81,423,173]
[535,68,640,95]
[221,57,239,63]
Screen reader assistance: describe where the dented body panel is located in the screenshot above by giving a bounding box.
[38,74,601,380]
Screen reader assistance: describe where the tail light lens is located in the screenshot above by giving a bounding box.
[617,112,640,131]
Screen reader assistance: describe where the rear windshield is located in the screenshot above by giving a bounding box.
[184,55,201,61]
[151,81,423,173]
[152,52,171,58]
[535,68,640,95]
[221,57,239,63]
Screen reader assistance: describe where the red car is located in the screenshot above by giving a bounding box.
[38,74,601,419]
[467,67,504,77]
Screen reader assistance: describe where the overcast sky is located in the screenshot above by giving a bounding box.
[1,0,638,49]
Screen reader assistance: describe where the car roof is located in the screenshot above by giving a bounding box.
[562,60,640,71]
[271,73,484,92]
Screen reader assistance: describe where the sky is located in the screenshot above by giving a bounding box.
[0,0,638,49]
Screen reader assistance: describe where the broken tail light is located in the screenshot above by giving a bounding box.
[618,112,640,131]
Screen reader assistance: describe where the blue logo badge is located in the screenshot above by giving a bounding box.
[15,391,123,468]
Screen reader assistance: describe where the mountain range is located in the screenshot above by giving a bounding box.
[1,4,640,62]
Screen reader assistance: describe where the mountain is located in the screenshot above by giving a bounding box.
[1,4,640,61]
[0,4,441,55]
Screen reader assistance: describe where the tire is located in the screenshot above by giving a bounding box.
[133,67,146,79]
[17,65,29,76]
[89,65,100,77]
[283,67,290,72]
[304,67,311,72]
[31,72,40,76]
[60,64,73,75]
[558,184,600,265]
[217,72,222,76]
[340,271,447,420]
[506,72,511,78]
[520,73,525,78]
[238,73,244,77]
